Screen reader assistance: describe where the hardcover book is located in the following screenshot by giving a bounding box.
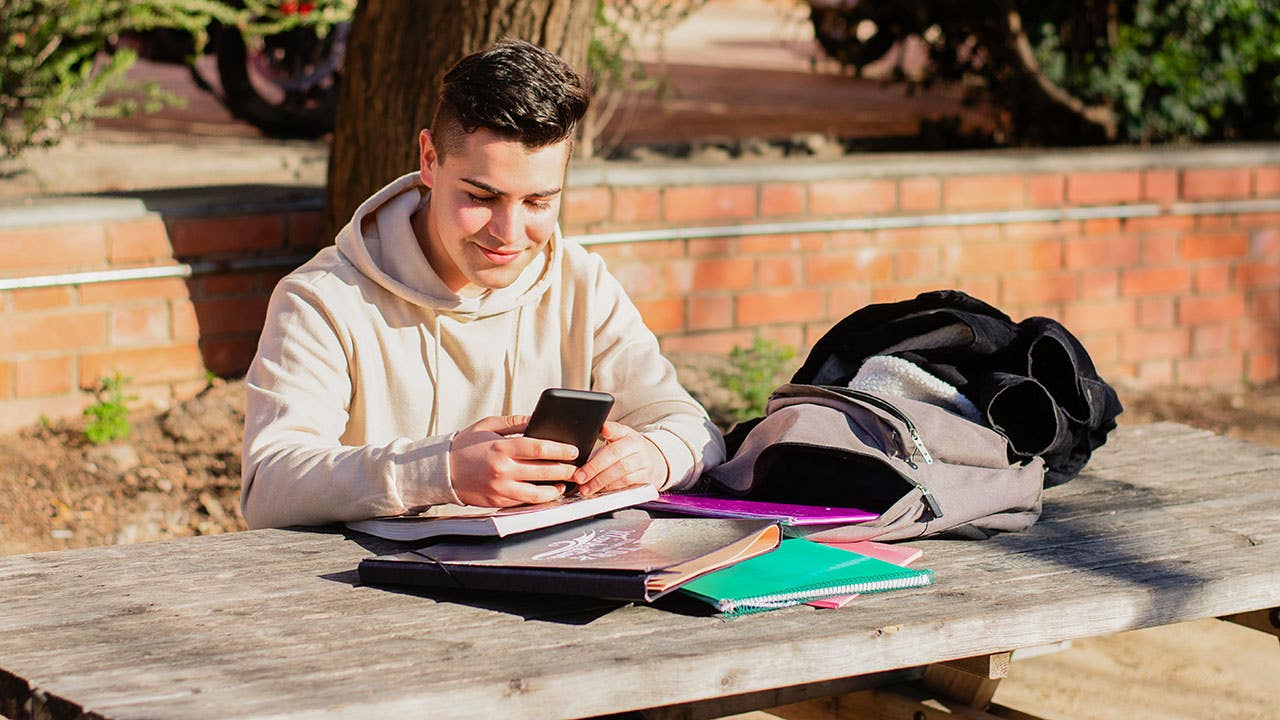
[639,493,878,526]
[345,484,659,541]
[357,515,782,603]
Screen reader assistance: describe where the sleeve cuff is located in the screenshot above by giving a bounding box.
[642,427,696,492]
[390,432,464,508]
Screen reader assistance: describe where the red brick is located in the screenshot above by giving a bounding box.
[0,362,12,399]
[658,330,755,355]
[611,188,661,225]
[826,230,874,250]
[956,279,1001,305]
[286,211,326,249]
[1253,228,1280,258]
[1142,170,1179,202]
[171,300,200,342]
[15,356,74,397]
[1250,291,1280,323]
[875,226,955,247]
[1066,171,1142,205]
[1182,167,1251,200]
[688,295,734,330]
[1141,295,1177,326]
[757,256,802,288]
[1124,215,1196,233]
[688,237,735,257]
[1024,240,1064,272]
[199,273,259,298]
[198,337,259,377]
[1141,233,1181,264]
[1,310,107,354]
[11,286,74,312]
[192,296,271,336]
[1001,272,1079,305]
[809,178,897,216]
[740,233,822,254]
[942,242,1022,276]
[806,250,893,285]
[1122,267,1192,297]
[826,287,874,317]
[1074,330,1120,371]
[1236,324,1280,352]
[1082,218,1123,236]
[664,258,755,293]
[899,177,942,211]
[1026,174,1065,207]
[79,277,190,304]
[1064,236,1140,269]
[166,215,284,257]
[1237,262,1280,289]
[0,395,86,433]
[1121,327,1190,362]
[1176,355,1244,386]
[609,262,661,297]
[110,305,171,346]
[0,223,107,272]
[872,282,949,304]
[1003,221,1068,242]
[561,186,611,228]
[80,345,205,387]
[107,218,172,264]
[1193,263,1231,293]
[1248,352,1279,383]
[1255,167,1280,197]
[1080,269,1120,299]
[759,326,805,351]
[1062,300,1137,333]
[759,183,807,216]
[942,175,1024,210]
[737,290,826,325]
[632,297,684,333]
[1181,233,1249,261]
[1196,214,1237,231]
[1191,325,1232,355]
[1178,295,1246,324]
[896,247,940,279]
[663,185,756,222]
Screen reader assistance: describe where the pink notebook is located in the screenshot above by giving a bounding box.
[805,540,924,609]
[639,494,878,526]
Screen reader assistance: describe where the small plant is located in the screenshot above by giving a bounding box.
[83,371,136,445]
[713,337,797,424]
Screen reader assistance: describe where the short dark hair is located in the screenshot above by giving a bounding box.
[431,39,590,159]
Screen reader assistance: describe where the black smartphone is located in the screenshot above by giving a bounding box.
[524,388,615,467]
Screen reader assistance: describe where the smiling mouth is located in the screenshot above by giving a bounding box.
[477,245,522,265]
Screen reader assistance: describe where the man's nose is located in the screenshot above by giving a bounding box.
[488,202,522,243]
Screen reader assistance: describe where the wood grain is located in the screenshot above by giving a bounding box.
[0,423,1277,720]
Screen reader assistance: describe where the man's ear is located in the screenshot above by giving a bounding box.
[418,129,438,188]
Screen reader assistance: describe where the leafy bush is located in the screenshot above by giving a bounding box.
[83,372,136,445]
[713,337,796,424]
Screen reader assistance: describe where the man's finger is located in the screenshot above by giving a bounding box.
[469,414,531,435]
[503,480,567,505]
[505,436,581,463]
[510,459,579,484]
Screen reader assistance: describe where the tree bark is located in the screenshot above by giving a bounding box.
[322,0,596,237]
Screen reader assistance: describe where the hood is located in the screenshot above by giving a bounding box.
[334,171,560,319]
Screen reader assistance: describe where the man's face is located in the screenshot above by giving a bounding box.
[416,127,570,293]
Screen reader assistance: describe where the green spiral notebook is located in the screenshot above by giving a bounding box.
[678,536,934,617]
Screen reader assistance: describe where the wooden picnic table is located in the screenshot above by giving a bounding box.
[2,422,1278,720]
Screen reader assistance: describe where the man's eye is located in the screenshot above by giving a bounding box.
[467,193,494,204]
[527,199,552,211]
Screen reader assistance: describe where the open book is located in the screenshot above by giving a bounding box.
[640,493,878,526]
[345,483,659,541]
[357,516,782,603]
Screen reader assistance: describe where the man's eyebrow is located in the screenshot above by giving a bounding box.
[461,177,561,198]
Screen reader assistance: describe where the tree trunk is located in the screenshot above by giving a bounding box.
[322,0,596,237]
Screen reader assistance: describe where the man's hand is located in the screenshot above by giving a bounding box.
[574,421,667,497]
[448,415,581,507]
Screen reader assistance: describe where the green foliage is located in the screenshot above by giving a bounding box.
[713,337,796,424]
[83,372,136,445]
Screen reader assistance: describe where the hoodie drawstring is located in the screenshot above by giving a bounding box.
[421,314,443,436]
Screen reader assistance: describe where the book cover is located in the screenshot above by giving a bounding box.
[357,515,782,603]
[678,536,933,617]
[639,494,878,526]
[344,483,659,541]
[805,540,924,609]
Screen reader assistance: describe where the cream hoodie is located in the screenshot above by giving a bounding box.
[241,173,725,529]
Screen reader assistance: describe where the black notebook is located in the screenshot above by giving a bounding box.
[357,515,782,603]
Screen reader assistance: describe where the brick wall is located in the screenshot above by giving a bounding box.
[2,147,1279,431]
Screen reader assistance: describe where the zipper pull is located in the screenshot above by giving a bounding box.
[908,427,934,465]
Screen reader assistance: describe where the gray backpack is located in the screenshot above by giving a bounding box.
[706,384,1045,542]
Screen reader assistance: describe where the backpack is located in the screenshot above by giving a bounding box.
[706,384,1045,542]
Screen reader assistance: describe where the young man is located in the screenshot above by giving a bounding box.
[240,39,724,529]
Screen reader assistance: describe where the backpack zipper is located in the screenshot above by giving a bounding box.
[808,385,944,519]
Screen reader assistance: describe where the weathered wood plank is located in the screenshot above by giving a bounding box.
[0,424,1277,720]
